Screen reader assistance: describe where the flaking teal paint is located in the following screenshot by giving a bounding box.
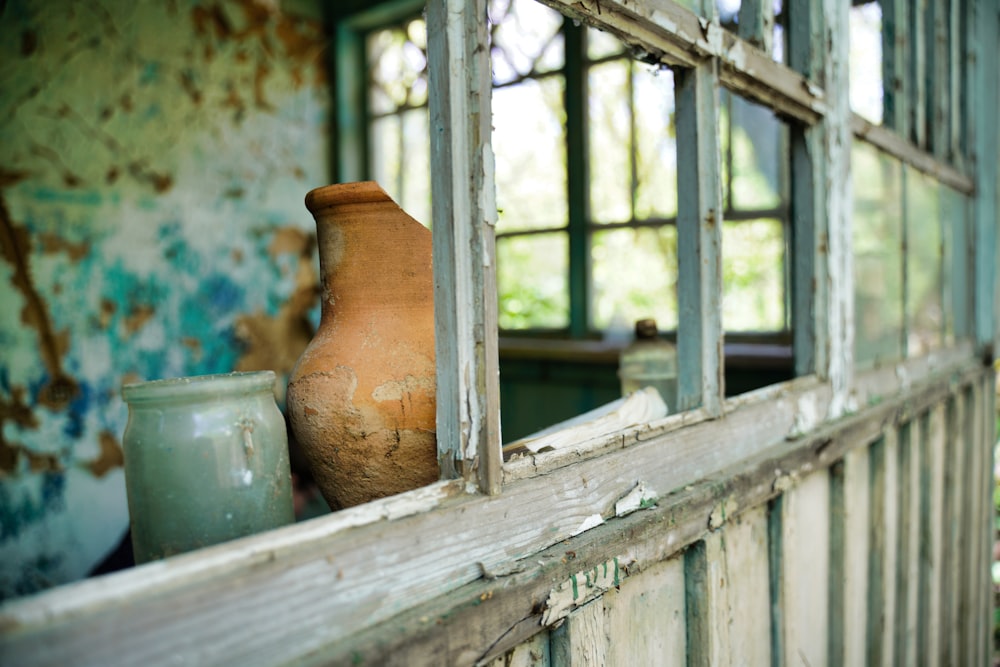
[0,0,331,600]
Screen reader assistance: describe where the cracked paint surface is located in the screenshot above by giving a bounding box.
[0,0,329,599]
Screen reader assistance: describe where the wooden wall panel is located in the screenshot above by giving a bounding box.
[777,470,830,667]
[880,427,901,667]
[486,632,550,667]
[688,507,771,667]
[605,557,686,666]
[946,392,967,665]
[551,600,607,667]
[551,555,687,667]
[924,401,948,666]
[896,420,921,665]
[841,446,871,665]
[709,506,771,667]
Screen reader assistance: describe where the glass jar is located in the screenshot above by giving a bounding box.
[618,318,678,413]
[122,371,294,563]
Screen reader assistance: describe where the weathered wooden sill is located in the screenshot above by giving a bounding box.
[0,343,982,666]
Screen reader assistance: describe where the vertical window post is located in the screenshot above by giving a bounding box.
[426,0,503,494]
[675,58,724,416]
[788,0,853,415]
[966,0,999,352]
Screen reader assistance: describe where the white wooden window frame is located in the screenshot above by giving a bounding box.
[1,0,995,664]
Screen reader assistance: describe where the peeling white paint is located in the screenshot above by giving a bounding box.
[788,392,820,439]
[614,481,658,517]
[570,513,605,537]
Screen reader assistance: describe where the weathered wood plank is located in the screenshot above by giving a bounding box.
[306,368,984,666]
[550,600,607,667]
[866,436,887,666]
[828,459,846,666]
[897,420,921,665]
[882,429,902,667]
[684,540,715,667]
[962,382,984,666]
[485,632,550,667]
[706,506,771,666]
[921,404,946,667]
[978,373,997,666]
[0,363,987,667]
[778,470,830,667]
[841,446,871,665]
[426,0,503,493]
[605,556,686,666]
[944,392,965,665]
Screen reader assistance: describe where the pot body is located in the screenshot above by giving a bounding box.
[287,181,438,510]
[122,371,294,563]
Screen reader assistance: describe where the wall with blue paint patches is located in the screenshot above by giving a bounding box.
[0,0,330,599]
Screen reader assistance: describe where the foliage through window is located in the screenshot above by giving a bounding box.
[361,0,791,337]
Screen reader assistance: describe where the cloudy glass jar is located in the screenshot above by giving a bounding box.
[122,371,294,563]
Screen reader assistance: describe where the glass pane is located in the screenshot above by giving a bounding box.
[718,0,741,23]
[490,0,564,86]
[905,166,943,356]
[849,2,883,124]
[587,26,626,61]
[588,59,631,223]
[772,22,784,64]
[591,226,678,331]
[493,77,568,232]
[371,115,401,201]
[720,94,731,209]
[633,64,677,219]
[367,18,428,116]
[401,109,431,227]
[940,185,970,344]
[722,219,785,331]
[852,141,904,367]
[730,94,783,210]
[497,233,569,329]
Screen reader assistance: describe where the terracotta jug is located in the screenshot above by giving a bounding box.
[286,182,438,509]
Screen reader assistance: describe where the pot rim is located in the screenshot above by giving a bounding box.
[304,181,396,215]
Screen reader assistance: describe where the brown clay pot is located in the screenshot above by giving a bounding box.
[286,182,438,510]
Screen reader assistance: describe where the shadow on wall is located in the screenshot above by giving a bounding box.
[0,0,332,600]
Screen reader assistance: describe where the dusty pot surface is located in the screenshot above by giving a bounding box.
[286,181,438,509]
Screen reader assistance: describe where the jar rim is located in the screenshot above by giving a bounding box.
[122,371,276,405]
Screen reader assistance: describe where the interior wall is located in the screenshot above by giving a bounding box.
[0,0,330,600]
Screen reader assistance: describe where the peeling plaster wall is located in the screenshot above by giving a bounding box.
[0,0,329,599]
